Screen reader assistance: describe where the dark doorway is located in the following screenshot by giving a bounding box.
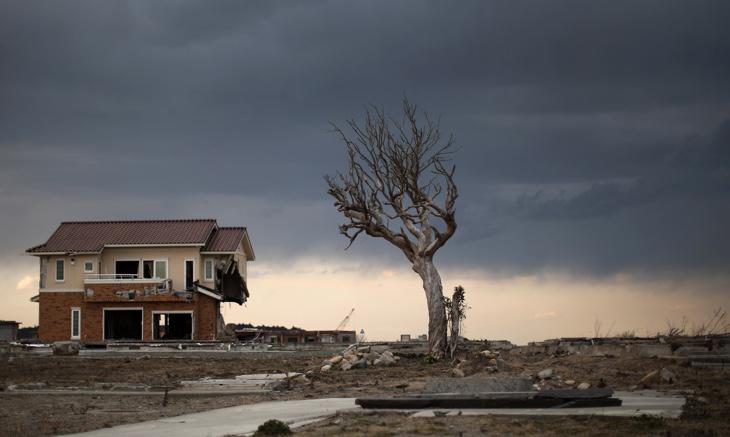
[184,260,194,290]
[153,313,193,340]
[104,309,142,340]
[115,260,139,278]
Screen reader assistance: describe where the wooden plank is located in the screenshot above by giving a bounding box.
[536,388,614,399]
[355,396,622,409]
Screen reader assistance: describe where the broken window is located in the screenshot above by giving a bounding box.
[104,309,142,340]
[115,260,139,278]
[153,313,193,340]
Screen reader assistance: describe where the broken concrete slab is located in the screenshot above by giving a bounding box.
[424,377,534,394]
[178,373,301,392]
[638,344,672,358]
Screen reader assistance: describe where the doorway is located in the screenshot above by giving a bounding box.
[104,309,143,340]
[153,312,193,340]
[184,260,194,290]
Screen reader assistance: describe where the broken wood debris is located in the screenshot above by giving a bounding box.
[356,388,622,409]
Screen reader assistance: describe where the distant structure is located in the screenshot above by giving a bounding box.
[0,321,19,341]
[400,334,411,342]
[235,327,356,344]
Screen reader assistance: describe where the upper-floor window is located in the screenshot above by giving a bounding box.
[55,259,65,282]
[143,259,168,279]
[83,261,94,273]
[204,259,214,281]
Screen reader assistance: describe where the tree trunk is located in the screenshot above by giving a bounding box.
[413,257,447,358]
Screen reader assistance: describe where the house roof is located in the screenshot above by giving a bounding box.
[202,227,246,252]
[26,219,217,254]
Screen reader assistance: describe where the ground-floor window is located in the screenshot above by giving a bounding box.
[104,309,143,340]
[70,307,80,339]
[152,312,193,340]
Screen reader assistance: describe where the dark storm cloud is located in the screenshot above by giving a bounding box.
[1,0,729,276]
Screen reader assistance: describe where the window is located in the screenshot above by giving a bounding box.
[84,261,94,273]
[204,259,214,281]
[143,260,168,279]
[71,308,80,339]
[55,259,65,282]
[115,260,139,278]
[143,260,154,279]
[154,260,167,279]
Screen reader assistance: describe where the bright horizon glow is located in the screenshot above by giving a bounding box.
[5,257,727,345]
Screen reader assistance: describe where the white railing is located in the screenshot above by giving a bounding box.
[84,274,168,283]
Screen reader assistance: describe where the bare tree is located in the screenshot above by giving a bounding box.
[325,98,458,358]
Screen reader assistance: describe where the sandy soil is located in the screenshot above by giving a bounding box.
[0,347,728,436]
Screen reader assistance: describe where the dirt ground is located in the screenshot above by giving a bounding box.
[1,348,728,436]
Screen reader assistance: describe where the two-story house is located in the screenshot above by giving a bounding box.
[26,219,254,343]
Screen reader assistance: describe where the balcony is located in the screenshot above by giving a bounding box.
[84,274,168,284]
[83,275,184,303]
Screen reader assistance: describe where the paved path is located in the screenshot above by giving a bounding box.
[65,391,685,436]
[65,398,359,437]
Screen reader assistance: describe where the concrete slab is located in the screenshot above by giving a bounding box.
[424,377,534,394]
[64,398,359,437]
[406,391,685,418]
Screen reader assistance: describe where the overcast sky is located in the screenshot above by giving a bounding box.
[2,1,729,342]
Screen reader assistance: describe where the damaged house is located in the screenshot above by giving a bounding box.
[26,219,254,342]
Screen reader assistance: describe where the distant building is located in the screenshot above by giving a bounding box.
[0,321,19,341]
[235,327,356,344]
[400,334,411,342]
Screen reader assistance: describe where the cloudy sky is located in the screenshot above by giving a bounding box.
[2,1,729,343]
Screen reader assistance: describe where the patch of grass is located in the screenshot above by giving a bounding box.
[253,419,291,436]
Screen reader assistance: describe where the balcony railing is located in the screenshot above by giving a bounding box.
[84,274,169,283]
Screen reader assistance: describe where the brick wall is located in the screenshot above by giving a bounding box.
[38,291,220,342]
[38,292,84,342]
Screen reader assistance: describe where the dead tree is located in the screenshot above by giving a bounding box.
[325,98,458,358]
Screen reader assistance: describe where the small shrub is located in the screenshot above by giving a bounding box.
[254,419,292,436]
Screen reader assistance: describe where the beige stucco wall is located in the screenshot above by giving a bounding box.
[38,240,250,292]
[99,247,200,291]
[43,254,101,291]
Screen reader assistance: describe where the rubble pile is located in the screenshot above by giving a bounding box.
[321,345,400,371]
[534,366,591,391]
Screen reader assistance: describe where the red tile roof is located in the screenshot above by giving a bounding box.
[202,227,247,252]
[26,219,217,253]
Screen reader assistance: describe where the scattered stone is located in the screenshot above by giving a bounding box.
[320,364,332,372]
[340,361,352,371]
[352,359,368,369]
[564,379,576,386]
[660,367,675,384]
[488,358,498,366]
[329,355,343,365]
[537,368,553,380]
[52,341,80,356]
[486,366,499,373]
[495,358,512,371]
[577,382,591,390]
[638,370,659,387]
[356,346,371,353]
[452,368,465,378]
